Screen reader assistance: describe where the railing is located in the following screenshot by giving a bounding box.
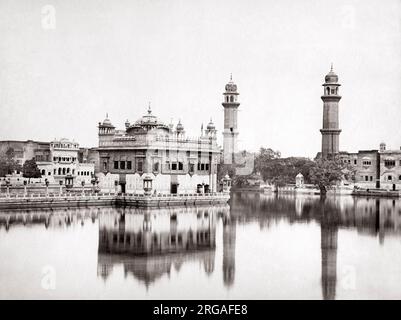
[118,192,227,198]
[0,191,229,202]
[0,192,115,202]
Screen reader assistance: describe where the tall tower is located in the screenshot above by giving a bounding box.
[222,75,240,164]
[320,65,342,158]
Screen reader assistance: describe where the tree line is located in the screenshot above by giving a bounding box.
[220,147,355,195]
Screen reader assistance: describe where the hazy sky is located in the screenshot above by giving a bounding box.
[0,0,400,158]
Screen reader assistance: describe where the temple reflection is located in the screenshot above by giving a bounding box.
[96,205,229,287]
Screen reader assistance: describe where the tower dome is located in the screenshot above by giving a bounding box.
[325,64,338,84]
[225,74,238,92]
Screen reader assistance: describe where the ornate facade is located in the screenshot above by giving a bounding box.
[97,107,220,194]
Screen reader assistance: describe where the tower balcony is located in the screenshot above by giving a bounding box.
[320,129,342,134]
[321,95,342,101]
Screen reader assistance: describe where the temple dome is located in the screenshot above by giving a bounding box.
[126,105,171,134]
[137,106,158,124]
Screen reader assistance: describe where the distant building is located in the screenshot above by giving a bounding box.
[96,106,220,194]
[0,138,95,186]
[340,142,401,190]
[339,150,379,188]
[377,143,401,190]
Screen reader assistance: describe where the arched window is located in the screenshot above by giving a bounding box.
[41,169,45,176]
[58,168,61,175]
[326,87,330,95]
[230,95,234,102]
[62,168,66,175]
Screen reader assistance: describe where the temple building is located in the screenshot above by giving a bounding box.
[96,106,220,194]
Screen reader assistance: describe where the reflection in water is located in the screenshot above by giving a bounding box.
[2,194,401,299]
[97,205,230,288]
[320,208,338,300]
[0,207,100,230]
[222,214,236,288]
[229,192,401,299]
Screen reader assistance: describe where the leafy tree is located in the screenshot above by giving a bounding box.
[254,147,281,175]
[22,158,42,182]
[308,158,345,195]
[255,151,315,189]
[232,175,250,188]
[0,147,21,177]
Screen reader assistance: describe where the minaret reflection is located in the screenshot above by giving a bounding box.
[320,200,339,300]
[222,213,236,288]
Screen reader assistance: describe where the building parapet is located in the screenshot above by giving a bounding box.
[99,135,219,152]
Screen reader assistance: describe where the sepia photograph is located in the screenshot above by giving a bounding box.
[0,0,401,307]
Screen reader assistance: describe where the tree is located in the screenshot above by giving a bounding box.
[217,163,236,183]
[0,147,21,177]
[308,158,345,195]
[22,158,42,182]
[254,147,281,176]
[255,149,315,190]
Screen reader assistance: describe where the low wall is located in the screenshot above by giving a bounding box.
[0,192,230,209]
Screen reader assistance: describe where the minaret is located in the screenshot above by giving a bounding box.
[320,64,342,158]
[222,74,240,164]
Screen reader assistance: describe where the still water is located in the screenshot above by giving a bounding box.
[1,192,401,299]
